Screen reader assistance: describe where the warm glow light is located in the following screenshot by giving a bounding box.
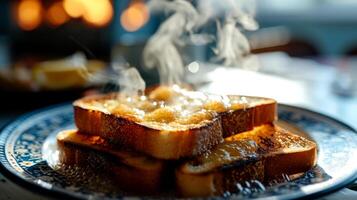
[17,0,42,31]
[63,0,84,18]
[82,0,113,27]
[63,0,113,27]
[121,1,149,32]
[47,2,69,26]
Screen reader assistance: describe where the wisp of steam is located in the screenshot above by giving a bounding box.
[144,0,199,85]
[82,0,257,96]
[81,60,146,97]
[115,65,146,96]
[144,0,258,85]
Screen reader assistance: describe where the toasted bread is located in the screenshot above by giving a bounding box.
[73,86,276,159]
[176,124,317,197]
[56,130,169,194]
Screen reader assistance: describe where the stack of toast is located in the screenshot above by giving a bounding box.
[57,85,317,197]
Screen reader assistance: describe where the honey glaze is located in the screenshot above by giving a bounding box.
[84,85,259,128]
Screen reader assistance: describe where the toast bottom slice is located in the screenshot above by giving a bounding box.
[176,124,317,197]
[56,130,170,194]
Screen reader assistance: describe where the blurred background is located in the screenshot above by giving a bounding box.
[0,0,356,129]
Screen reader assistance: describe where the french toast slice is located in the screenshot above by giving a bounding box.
[74,86,276,159]
[56,130,169,194]
[176,124,317,197]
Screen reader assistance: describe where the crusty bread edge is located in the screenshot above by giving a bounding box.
[73,93,276,159]
[74,102,223,159]
[56,132,170,194]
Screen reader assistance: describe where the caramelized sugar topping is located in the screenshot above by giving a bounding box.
[81,85,269,128]
[183,124,316,174]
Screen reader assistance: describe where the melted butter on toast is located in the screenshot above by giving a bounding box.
[76,85,271,129]
[182,124,317,174]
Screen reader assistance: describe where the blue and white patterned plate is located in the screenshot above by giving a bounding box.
[0,103,357,199]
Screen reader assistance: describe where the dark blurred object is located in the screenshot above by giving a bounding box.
[346,48,357,56]
[0,89,89,111]
[0,1,10,35]
[9,0,114,62]
[251,40,318,57]
[248,26,318,57]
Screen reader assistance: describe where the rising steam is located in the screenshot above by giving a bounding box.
[144,0,258,84]
[144,0,199,85]
[82,61,145,97]
[211,0,258,66]
[84,0,257,96]
[116,66,146,96]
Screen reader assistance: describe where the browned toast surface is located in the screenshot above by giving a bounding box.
[56,125,316,197]
[74,86,276,159]
[57,130,169,194]
[176,124,317,197]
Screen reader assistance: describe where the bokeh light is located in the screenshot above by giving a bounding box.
[121,1,149,32]
[47,2,69,26]
[17,0,42,31]
[82,0,113,27]
[63,0,84,18]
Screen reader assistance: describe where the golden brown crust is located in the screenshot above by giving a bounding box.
[73,93,276,159]
[57,130,170,194]
[176,160,265,197]
[176,124,317,197]
[74,104,223,159]
[221,98,276,137]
